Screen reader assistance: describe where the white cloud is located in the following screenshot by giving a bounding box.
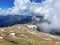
[36,0,60,34]
[0,0,56,23]
[0,0,30,15]
[0,0,52,16]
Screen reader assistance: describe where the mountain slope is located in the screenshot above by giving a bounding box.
[0,24,60,45]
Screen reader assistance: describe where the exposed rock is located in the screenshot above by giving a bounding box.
[27,25,37,29]
[0,28,4,31]
[9,31,15,37]
[43,38,52,41]
[0,36,4,39]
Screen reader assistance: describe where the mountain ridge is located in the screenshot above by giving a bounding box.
[0,24,60,45]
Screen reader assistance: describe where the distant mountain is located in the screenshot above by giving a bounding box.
[0,15,44,27]
[0,15,32,27]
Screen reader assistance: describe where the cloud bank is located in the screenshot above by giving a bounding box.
[0,0,30,15]
[36,0,60,34]
[0,0,52,17]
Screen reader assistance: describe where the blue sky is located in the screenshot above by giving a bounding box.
[30,0,45,3]
[0,0,14,9]
[0,0,45,9]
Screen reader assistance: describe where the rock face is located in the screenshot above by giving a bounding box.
[0,24,60,45]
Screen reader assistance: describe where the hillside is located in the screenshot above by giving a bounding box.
[0,24,60,45]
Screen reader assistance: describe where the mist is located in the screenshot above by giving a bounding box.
[35,0,60,35]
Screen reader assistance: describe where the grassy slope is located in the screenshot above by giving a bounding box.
[0,24,60,45]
